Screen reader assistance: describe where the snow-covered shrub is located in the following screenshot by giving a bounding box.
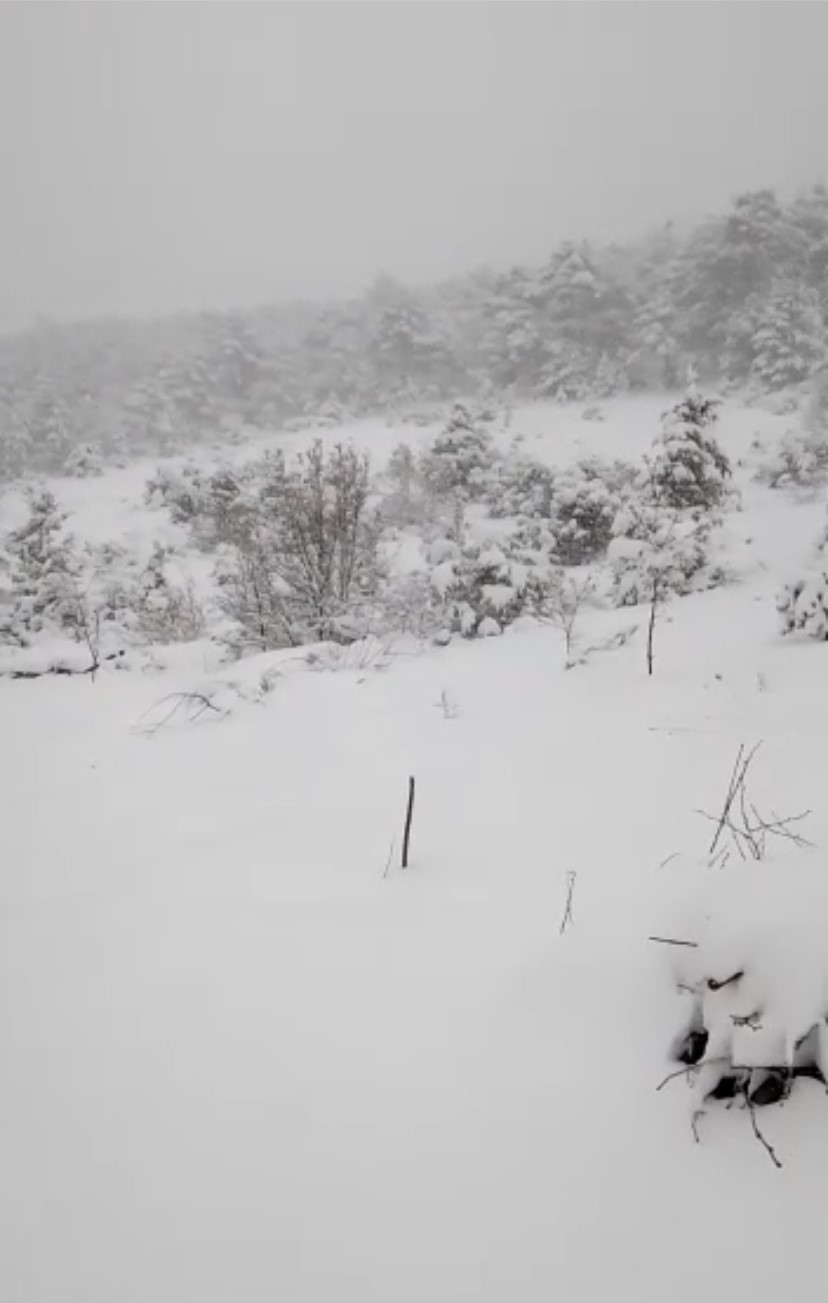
[648,393,731,512]
[778,515,828,640]
[217,441,385,650]
[383,442,432,526]
[756,426,828,490]
[420,404,500,502]
[427,535,557,639]
[487,456,556,521]
[581,404,606,423]
[489,455,634,568]
[144,461,206,524]
[64,443,103,478]
[778,568,828,640]
[609,500,720,607]
[548,462,624,566]
[129,545,206,644]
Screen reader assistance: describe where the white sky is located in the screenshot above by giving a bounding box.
[1,1,827,330]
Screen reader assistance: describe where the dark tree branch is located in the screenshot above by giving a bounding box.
[401,776,416,869]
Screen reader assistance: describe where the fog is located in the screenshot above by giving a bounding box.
[1,1,827,331]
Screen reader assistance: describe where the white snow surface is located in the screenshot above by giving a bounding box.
[4,395,828,1301]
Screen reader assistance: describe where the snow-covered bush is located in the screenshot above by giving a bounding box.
[756,426,828,490]
[778,515,828,640]
[488,455,634,568]
[648,393,731,512]
[420,404,500,502]
[548,462,627,566]
[129,545,207,644]
[383,442,432,526]
[487,456,556,521]
[427,535,558,639]
[144,461,206,524]
[216,441,385,650]
[778,568,828,640]
[64,443,103,478]
[609,500,720,607]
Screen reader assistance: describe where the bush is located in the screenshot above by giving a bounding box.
[144,461,205,524]
[487,456,556,520]
[548,461,631,566]
[757,426,828,490]
[427,535,559,638]
[64,443,103,478]
[130,545,206,644]
[217,441,385,650]
[420,404,500,502]
[609,501,721,607]
[778,514,828,640]
[778,569,828,640]
[648,393,731,512]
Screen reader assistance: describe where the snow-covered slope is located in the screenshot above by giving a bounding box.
[3,395,828,1303]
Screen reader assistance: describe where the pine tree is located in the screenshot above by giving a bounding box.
[648,392,730,512]
[1,489,78,643]
[750,284,825,391]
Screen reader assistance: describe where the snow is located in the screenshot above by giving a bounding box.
[3,394,828,1301]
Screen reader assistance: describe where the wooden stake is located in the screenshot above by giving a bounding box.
[401,776,416,868]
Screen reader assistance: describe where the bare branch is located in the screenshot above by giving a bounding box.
[648,935,699,948]
[559,871,577,936]
[746,1098,783,1169]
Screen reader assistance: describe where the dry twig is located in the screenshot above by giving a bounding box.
[559,871,577,936]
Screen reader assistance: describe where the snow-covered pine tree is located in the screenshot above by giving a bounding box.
[648,391,731,512]
[750,284,825,392]
[0,489,78,643]
[420,405,499,502]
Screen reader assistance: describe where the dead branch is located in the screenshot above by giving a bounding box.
[699,742,812,863]
[135,691,226,736]
[648,935,699,948]
[559,870,577,936]
[656,1056,731,1092]
[381,839,395,880]
[746,1097,783,1169]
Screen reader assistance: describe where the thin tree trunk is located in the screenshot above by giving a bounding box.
[647,578,658,677]
[401,776,416,868]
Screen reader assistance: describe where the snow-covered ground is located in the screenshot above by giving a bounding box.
[4,394,828,1302]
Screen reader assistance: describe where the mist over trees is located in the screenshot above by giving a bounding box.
[2,184,828,476]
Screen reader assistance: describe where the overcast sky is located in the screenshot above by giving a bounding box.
[1,1,827,331]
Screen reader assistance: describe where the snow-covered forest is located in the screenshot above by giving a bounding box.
[3,185,828,478]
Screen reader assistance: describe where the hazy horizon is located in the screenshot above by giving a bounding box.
[2,1,828,333]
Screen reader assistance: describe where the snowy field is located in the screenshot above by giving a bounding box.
[4,395,828,1302]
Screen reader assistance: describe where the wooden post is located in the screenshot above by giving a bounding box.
[401,776,416,868]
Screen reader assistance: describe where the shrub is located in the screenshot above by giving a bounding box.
[144,462,205,524]
[757,426,828,490]
[217,441,385,650]
[609,501,719,607]
[420,404,499,502]
[64,443,103,478]
[778,514,828,640]
[487,457,556,520]
[548,462,624,565]
[427,535,559,638]
[648,393,731,512]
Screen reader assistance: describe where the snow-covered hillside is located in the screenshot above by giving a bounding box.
[3,395,828,1302]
